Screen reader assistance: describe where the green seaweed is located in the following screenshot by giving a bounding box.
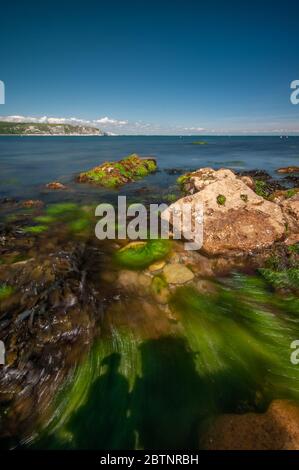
[288,244,299,254]
[69,218,91,233]
[115,239,171,269]
[176,174,189,187]
[259,268,299,291]
[254,180,268,198]
[285,188,297,198]
[46,203,79,216]
[29,272,299,450]
[146,160,157,172]
[134,165,148,177]
[34,215,56,224]
[170,277,299,407]
[0,284,15,300]
[216,194,226,205]
[151,275,168,294]
[164,194,178,203]
[78,154,157,188]
[23,224,48,234]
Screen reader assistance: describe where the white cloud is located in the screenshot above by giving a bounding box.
[94,116,128,126]
[0,114,207,135]
[0,115,93,126]
[1,114,299,135]
[183,127,205,132]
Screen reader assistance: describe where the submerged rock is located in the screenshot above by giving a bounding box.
[117,269,151,290]
[151,276,170,304]
[283,174,299,187]
[195,279,217,294]
[21,199,44,209]
[0,228,99,442]
[163,168,287,256]
[277,166,299,174]
[201,400,299,450]
[148,260,166,272]
[77,153,157,188]
[46,181,67,190]
[163,263,194,284]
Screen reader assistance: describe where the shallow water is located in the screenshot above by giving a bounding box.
[31,277,299,450]
[0,136,299,449]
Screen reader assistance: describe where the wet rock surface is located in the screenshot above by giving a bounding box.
[163,263,194,284]
[276,166,299,174]
[77,153,157,188]
[46,182,68,190]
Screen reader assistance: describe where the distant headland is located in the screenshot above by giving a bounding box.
[0,121,107,136]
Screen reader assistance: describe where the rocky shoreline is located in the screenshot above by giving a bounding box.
[0,163,298,449]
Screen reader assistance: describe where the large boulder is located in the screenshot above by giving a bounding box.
[77,153,157,188]
[201,400,299,450]
[162,168,286,256]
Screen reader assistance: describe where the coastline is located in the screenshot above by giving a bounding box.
[0,133,106,137]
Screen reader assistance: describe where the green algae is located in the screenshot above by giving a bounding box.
[19,203,94,238]
[34,215,56,224]
[164,193,178,203]
[169,276,299,407]
[288,243,299,254]
[23,224,48,234]
[176,174,190,187]
[33,329,142,449]
[69,218,91,233]
[216,194,226,205]
[45,203,93,234]
[192,141,207,145]
[151,275,168,294]
[254,180,269,198]
[29,270,299,450]
[285,188,298,198]
[32,329,206,450]
[259,268,299,291]
[78,154,157,188]
[0,284,14,300]
[258,245,299,292]
[145,160,156,172]
[46,203,79,216]
[115,239,171,269]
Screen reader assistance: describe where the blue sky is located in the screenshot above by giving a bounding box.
[0,0,299,134]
